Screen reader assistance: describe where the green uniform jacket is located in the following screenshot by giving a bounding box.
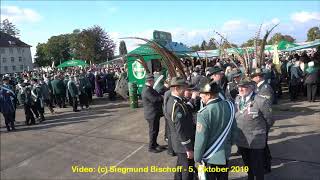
[51,79,65,95]
[194,98,236,165]
[67,81,79,97]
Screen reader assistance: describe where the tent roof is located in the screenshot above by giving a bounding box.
[57,59,88,68]
[284,39,320,51]
[277,40,299,50]
[127,41,192,57]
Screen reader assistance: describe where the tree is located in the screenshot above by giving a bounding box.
[221,41,238,49]
[68,29,82,59]
[207,38,217,50]
[268,33,295,45]
[307,27,320,42]
[119,40,128,55]
[200,40,207,50]
[190,45,201,51]
[78,25,115,64]
[283,35,295,43]
[34,43,50,66]
[46,34,71,65]
[0,19,20,38]
[241,38,262,47]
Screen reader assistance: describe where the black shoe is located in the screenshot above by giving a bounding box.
[148,148,161,153]
[73,110,80,112]
[11,127,16,131]
[156,145,167,150]
[167,151,176,156]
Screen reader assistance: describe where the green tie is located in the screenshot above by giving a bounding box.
[239,99,245,111]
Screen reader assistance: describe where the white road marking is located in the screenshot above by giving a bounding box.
[98,144,145,179]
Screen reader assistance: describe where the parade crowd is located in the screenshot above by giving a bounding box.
[0,65,123,132]
[141,49,320,180]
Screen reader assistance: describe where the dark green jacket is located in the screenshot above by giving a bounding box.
[67,81,79,97]
[51,79,65,95]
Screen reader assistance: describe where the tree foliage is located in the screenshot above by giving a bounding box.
[0,19,20,38]
[35,25,115,66]
[268,33,295,45]
[190,45,201,51]
[221,41,238,49]
[119,40,128,55]
[241,38,262,47]
[307,27,320,42]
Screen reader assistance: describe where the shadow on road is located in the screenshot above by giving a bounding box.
[231,133,320,180]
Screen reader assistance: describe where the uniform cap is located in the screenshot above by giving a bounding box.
[199,82,220,94]
[170,77,187,87]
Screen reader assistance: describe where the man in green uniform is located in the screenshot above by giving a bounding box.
[51,75,66,108]
[67,75,80,112]
[194,82,236,180]
[30,78,45,122]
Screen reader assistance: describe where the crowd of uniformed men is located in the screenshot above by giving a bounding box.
[0,66,121,132]
[142,50,320,180]
[1,49,319,180]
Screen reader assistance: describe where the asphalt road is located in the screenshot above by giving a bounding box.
[1,97,320,180]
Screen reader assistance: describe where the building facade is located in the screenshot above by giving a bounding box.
[0,32,33,74]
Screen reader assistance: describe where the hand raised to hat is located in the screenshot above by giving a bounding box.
[192,91,199,99]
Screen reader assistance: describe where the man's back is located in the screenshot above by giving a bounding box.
[141,85,162,120]
[194,99,235,164]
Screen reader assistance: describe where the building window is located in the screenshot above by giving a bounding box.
[4,66,8,72]
[20,65,24,70]
[12,66,16,71]
[19,57,22,62]
[22,48,25,53]
[9,48,13,54]
[11,57,14,62]
[2,58,6,63]
[0,48,5,54]
[17,48,22,54]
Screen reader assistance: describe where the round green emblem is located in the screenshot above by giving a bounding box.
[132,61,146,79]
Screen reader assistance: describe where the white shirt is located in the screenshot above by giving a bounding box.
[241,91,253,103]
[257,80,265,88]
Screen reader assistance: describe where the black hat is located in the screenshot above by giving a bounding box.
[186,82,200,91]
[2,77,10,81]
[170,77,187,87]
[250,68,265,78]
[199,82,220,94]
[145,74,154,81]
[238,79,254,87]
[207,66,223,76]
[193,67,200,73]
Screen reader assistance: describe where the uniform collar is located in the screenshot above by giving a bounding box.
[171,94,183,101]
[206,98,221,106]
[257,80,265,88]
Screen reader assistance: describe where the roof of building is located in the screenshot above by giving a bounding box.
[0,32,31,47]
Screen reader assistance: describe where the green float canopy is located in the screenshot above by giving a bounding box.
[57,59,88,68]
[277,40,299,50]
